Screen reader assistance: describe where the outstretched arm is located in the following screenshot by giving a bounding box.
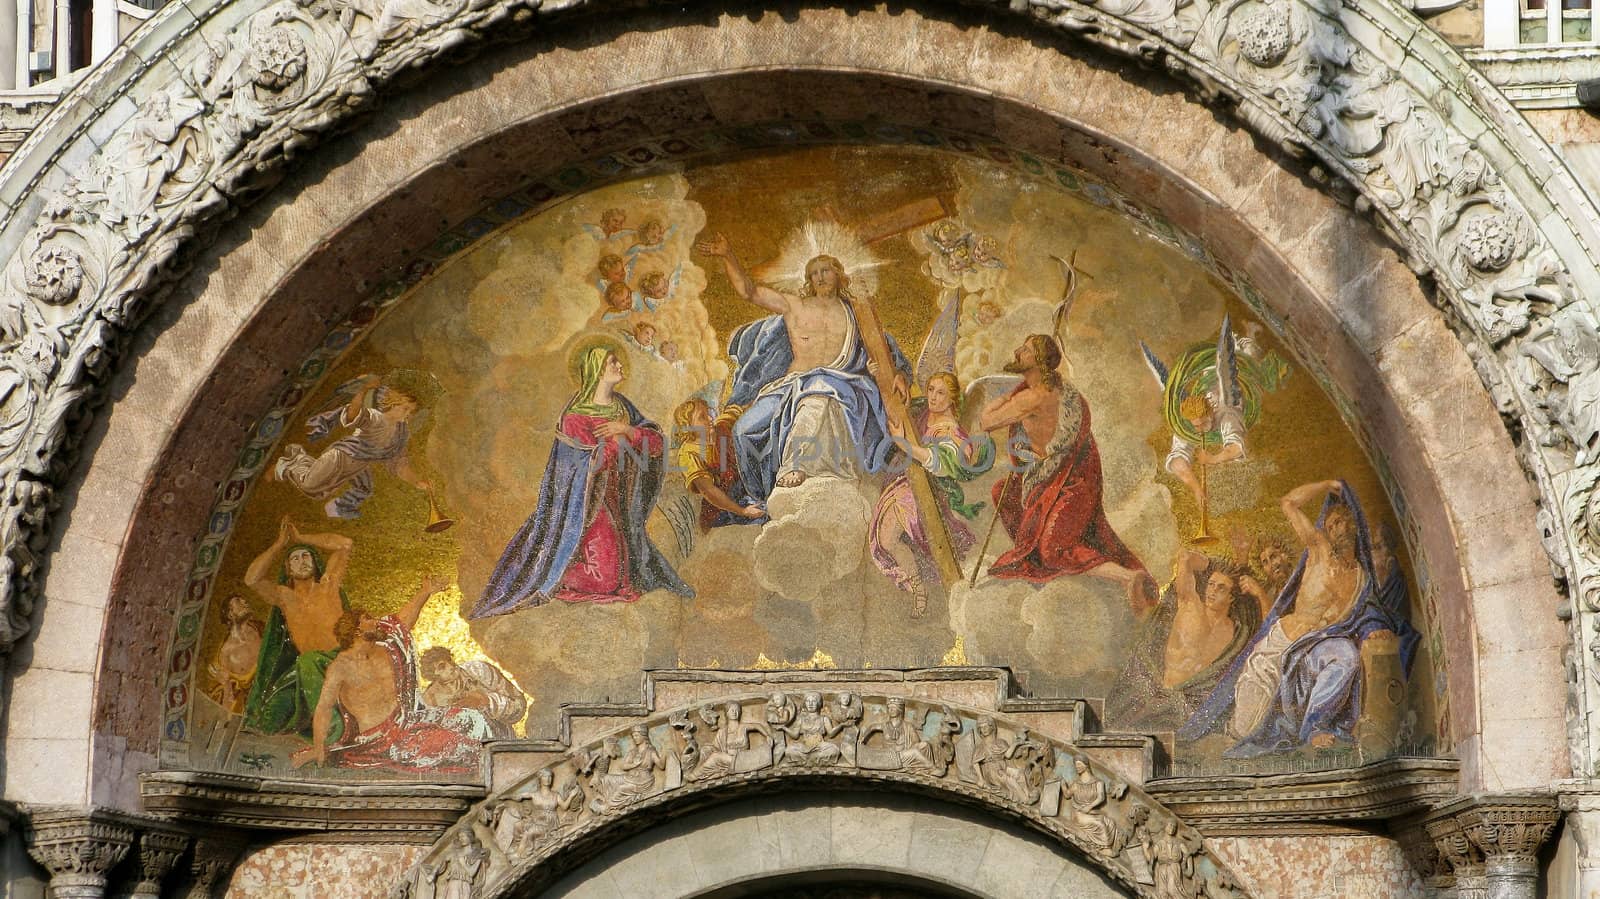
[343,374,381,427]
[695,233,787,313]
[295,529,355,586]
[978,390,1031,433]
[397,574,450,631]
[690,478,764,519]
[244,517,295,604]
[1280,480,1341,549]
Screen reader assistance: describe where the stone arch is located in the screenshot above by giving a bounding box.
[10,6,1567,808]
[401,695,1243,899]
[539,793,1127,898]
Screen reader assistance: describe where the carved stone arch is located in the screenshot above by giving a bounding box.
[403,695,1246,899]
[17,2,1566,808]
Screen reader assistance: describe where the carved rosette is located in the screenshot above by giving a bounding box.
[403,694,1248,899]
[24,809,136,899]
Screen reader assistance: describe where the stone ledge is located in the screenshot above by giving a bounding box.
[138,771,484,841]
[1143,757,1461,835]
[1464,46,1600,109]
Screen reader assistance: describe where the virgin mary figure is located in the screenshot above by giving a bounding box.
[470,344,691,618]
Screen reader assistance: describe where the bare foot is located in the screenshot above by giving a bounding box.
[1309,732,1337,750]
[1128,571,1158,612]
[776,470,808,488]
[909,581,929,618]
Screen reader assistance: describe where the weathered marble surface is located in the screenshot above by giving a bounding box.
[1210,834,1424,899]
[227,843,423,898]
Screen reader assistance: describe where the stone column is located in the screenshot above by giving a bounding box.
[1457,797,1560,899]
[130,828,190,899]
[24,807,135,899]
[1425,794,1560,899]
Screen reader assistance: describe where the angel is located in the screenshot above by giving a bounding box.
[637,263,684,308]
[582,208,634,243]
[1139,316,1289,509]
[272,372,434,519]
[870,370,995,615]
[624,218,675,262]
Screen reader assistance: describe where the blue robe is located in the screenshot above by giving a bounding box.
[726,307,910,501]
[469,395,691,619]
[1177,483,1420,756]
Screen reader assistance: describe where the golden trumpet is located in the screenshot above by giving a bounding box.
[424,490,456,534]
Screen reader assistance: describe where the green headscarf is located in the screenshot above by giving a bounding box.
[566,346,626,419]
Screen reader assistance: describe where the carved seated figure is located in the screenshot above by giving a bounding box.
[858,698,937,772]
[693,701,772,779]
[778,692,845,768]
[1067,759,1118,856]
[513,768,582,853]
[584,726,665,813]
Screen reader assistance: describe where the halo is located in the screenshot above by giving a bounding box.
[566,333,624,385]
[765,219,884,297]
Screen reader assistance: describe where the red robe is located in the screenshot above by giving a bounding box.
[989,389,1144,582]
[553,411,664,604]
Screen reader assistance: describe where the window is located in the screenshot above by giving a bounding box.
[1518,0,1595,43]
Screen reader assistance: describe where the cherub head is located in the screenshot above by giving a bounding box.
[597,253,626,283]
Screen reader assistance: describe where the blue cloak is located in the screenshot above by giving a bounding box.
[1176,482,1420,756]
[469,395,691,619]
[726,307,910,501]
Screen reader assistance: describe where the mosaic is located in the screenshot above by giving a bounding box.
[163,137,1446,781]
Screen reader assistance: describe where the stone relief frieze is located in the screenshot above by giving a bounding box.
[401,694,1246,899]
[0,0,1599,775]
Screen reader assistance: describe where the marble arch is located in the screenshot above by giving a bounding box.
[24,6,1565,812]
[402,696,1240,899]
[0,0,1583,875]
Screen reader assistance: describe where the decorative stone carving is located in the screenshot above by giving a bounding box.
[776,691,850,768]
[405,694,1247,899]
[1144,817,1205,899]
[1393,821,1455,896]
[1457,796,1561,893]
[433,827,487,899]
[1421,794,1558,899]
[130,828,191,899]
[1427,814,1487,899]
[857,698,956,775]
[24,808,136,899]
[182,829,250,899]
[577,724,671,814]
[1232,1,1292,68]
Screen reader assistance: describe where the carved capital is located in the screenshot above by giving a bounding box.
[24,807,136,899]
[181,829,250,899]
[1425,793,1559,899]
[131,828,191,899]
[1426,813,1485,881]
[1394,820,1455,889]
[1457,794,1561,876]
